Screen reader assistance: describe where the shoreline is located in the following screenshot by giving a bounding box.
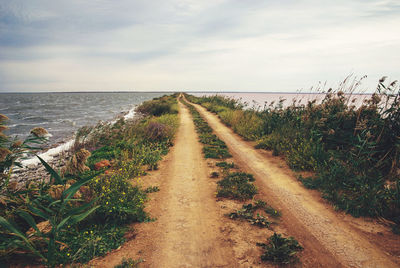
[11,105,140,185]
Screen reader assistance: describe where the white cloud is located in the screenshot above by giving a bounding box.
[0,0,399,92]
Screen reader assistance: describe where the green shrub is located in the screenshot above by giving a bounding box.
[210,171,219,178]
[136,99,175,116]
[264,206,281,218]
[0,158,99,267]
[199,133,227,147]
[227,203,270,228]
[144,186,160,193]
[144,122,170,142]
[90,171,147,224]
[217,172,257,200]
[152,113,179,141]
[216,161,235,169]
[257,233,303,264]
[203,146,231,159]
[87,146,117,169]
[58,224,127,264]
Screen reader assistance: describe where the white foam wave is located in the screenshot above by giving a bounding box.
[20,106,137,168]
[21,139,74,168]
[123,107,136,120]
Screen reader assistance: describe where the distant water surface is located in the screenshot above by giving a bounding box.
[0,92,166,145]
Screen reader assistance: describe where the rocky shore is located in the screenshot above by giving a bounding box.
[10,107,138,188]
[11,149,72,187]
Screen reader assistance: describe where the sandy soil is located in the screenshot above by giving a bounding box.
[189,100,400,268]
[91,99,241,267]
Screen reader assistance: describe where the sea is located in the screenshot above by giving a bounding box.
[0,92,166,144]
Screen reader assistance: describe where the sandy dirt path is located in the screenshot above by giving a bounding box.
[189,100,399,268]
[92,99,237,268]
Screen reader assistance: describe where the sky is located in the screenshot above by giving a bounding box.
[0,0,399,92]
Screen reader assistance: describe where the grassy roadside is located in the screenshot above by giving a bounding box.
[0,94,179,267]
[184,78,400,232]
[181,97,304,265]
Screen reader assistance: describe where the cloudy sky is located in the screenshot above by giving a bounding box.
[0,0,399,92]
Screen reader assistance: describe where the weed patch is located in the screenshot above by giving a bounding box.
[216,161,235,169]
[227,203,270,228]
[257,233,303,264]
[181,99,231,159]
[203,146,231,159]
[264,206,281,218]
[145,186,160,193]
[217,172,257,200]
[210,172,219,178]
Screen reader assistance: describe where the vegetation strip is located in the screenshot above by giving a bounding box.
[185,79,400,232]
[0,94,179,267]
[181,97,303,264]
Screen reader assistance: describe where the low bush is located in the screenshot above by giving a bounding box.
[210,171,219,178]
[257,233,303,264]
[90,171,147,224]
[216,161,235,169]
[217,172,257,200]
[144,186,160,193]
[264,206,281,218]
[145,122,170,142]
[227,203,270,228]
[58,224,127,264]
[136,99,177,116]
[203,146,231,159]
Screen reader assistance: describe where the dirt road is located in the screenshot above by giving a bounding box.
[190,100,399,268]
[92,98,237,267]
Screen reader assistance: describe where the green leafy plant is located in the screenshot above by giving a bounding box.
[257,233,303,264]
[90,171,147,224]
[264,206,281,218]
[217,172,257,200]
[210,171,219,178]
[227,203,271,228]
[0,156,99,267]
[216,161,235,169]
[203,146,231,159]
[58,224,127,264]
[144,186,160,193]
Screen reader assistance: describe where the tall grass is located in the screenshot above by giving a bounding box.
[185,77,400,226]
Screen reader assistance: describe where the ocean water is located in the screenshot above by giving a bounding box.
[0,92,166,144]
